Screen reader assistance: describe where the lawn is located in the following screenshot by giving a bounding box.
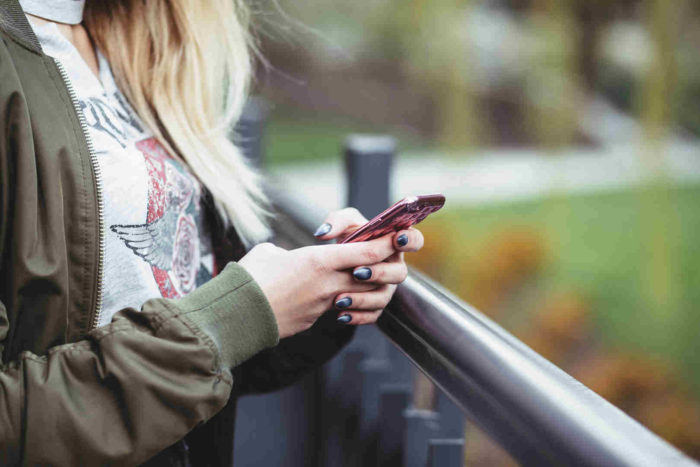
[262,109,700,391]
[410,183,700,392]
[262,110,429,166]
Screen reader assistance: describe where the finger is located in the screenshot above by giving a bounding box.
[333,285,395,313]
[351,262,408,285]
[313,207,368,240]
[384,251,404,263]
[317,233,396,270]
[332,274,380,294]
[336,309,384,326]
[394,228,424,253]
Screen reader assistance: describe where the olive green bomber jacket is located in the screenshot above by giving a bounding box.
[0,1,354,464]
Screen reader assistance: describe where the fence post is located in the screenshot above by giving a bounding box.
[319,135,401,466]
[233,96,270,168]
[345,134,395,218]
[346,134,401,466]
[427,439,465,467]
[377,385,411,467]
[404,409,441,467]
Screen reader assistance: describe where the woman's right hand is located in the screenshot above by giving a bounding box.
[238,235,397,339]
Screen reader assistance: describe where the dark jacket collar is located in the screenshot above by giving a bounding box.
[0,0,43,52]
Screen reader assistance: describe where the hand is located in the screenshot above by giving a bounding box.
[312,207,424,325]
[239,233,399,339]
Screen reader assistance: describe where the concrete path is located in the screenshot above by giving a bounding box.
[268,141,700,212]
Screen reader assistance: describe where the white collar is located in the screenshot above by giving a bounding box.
[19,0,85,25]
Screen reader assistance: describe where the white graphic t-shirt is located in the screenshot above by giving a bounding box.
[31,22,217,327]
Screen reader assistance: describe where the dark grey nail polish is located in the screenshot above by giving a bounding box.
[335,297,352,309]
[353,267,372,281]
[337,314,352,324]
[397,234,408,247]
[314,223,332,237]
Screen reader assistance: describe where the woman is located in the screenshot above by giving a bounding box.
[0,0,423,464]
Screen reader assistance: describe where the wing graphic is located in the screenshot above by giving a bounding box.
[110,215,174,270]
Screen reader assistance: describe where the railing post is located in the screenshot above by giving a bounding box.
[233,96,270,168]
[321,351,366,467]
[377,385,411,467]
[358,357,391,465]
[322,135,466,466]
[427,439,465,467]
[345,134,405,466]
[344,134,395,218]
[404,409,441,467]
[403,367,466,467]
[320,135,406,466]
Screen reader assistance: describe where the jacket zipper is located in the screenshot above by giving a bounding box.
[54,59,105,330]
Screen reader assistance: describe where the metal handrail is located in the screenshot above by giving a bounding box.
[266,180,697,467]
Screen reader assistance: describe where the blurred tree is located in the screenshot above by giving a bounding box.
[524,0,580,148]
[637,0,684,327]
[400,0,486,148]
[572,0,641,91]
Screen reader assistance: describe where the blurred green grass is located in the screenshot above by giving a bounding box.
[415,183,700,389]
[263,111,429,165]
[261,111,700,391]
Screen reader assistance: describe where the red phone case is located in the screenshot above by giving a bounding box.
[340,194,445,244]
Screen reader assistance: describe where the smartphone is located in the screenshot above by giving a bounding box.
[340,194,445,244]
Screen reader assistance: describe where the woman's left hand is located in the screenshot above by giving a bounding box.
[313,207,424,325]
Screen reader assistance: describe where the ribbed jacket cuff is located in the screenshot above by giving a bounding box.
[173,262,279,369]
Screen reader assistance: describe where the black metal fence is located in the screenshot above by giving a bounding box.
[232,104,697,467]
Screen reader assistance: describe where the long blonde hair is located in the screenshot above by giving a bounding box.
[85,0,270,247]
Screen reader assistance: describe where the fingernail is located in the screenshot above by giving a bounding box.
[314,223,332,237]
[335,297,352,309]
[353,267,372,281]
[337,314,352,324]
[397,234,408,247]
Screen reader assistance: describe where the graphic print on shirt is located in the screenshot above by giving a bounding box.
[31,24,217,321]
[69,66,216,302]
[79,94,143,150]
[110,138,214,298]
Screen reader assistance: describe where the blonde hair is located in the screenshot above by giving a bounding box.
[85,0,270,247]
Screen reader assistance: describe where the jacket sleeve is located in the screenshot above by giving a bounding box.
[233,309,355,395]
[0,262,279,466]
[209,203,358,395]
